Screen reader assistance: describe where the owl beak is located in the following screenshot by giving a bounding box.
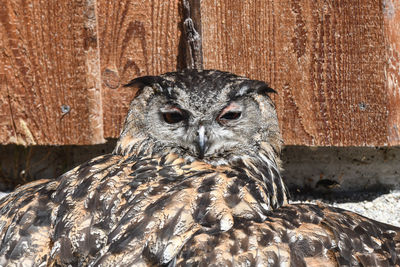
[197,125,207,159]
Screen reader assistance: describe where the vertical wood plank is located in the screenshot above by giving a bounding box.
[383,0,400,145]
[97,0,182,138]
[201,0,393,146]
[1,0,397,147]
[0,0,104,145]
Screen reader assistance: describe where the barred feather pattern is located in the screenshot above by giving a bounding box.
[177,204,400,266]
[0,138,287,266]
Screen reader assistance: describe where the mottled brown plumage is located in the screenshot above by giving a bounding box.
[0,70,399,266]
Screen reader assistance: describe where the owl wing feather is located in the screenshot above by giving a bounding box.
[0,153,276,266]
[0,179,57,266]
[176,203,400,266]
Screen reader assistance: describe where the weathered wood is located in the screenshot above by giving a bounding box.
[201,0,396,146]
[1,0,399,147]
[0,0,104,145]
[97,0,182,138]
[383,0,400,145]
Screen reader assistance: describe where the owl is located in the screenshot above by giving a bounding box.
[0,70,399,266]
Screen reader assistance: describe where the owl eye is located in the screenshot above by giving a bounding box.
[220,111,241,120]
[218,102,242,124]
[162,110,184,124]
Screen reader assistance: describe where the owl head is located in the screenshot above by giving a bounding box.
[115,69,281,166]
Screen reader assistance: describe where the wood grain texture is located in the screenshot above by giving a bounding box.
[0,0,104,145]
[1,0,399,146]
[97,0,182,138]
[201,0,395,146]
[383,0,400,145]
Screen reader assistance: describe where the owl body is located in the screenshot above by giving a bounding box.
[0,147,285,265]
[0,70,399,266]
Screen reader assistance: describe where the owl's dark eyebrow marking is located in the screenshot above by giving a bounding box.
[160,87,177,100]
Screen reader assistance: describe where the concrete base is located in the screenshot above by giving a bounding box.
[282,146,400,193]
[1,141,399,194]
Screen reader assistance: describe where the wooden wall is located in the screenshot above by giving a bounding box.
[1,0,399,146]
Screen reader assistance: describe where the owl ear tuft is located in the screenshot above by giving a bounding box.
[124,76,163,98]
[253,81,277,95]
[235,80,276,98]
[124,76,174,98]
